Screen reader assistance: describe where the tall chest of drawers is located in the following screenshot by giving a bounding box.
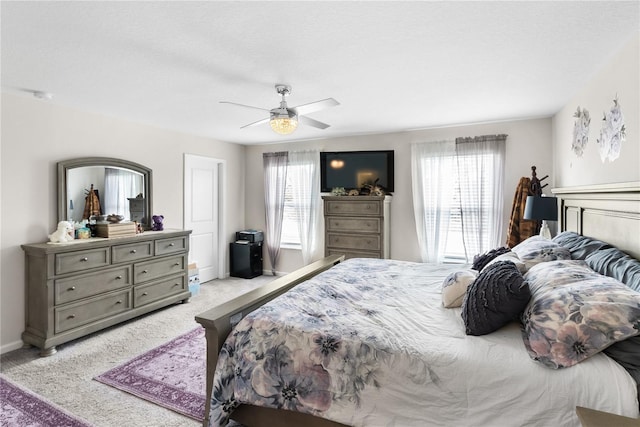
[21,229,192,356]
[323,196,391,259]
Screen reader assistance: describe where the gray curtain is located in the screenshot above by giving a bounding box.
[289,150,322,265]
[455,134,507,260]
[411,140,456,263]
[263,152,288,275]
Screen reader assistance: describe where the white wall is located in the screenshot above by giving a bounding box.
[553,32,639,187]
[245,118,553,274]
[0,93,247,352]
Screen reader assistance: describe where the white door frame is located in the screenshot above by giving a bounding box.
[183,154,226,280]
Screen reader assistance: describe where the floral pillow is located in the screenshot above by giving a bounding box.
[521,260,640,369]
[511,236,571,271]
[442,269,478,308]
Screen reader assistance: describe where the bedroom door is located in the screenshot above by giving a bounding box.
[184,154,226,283]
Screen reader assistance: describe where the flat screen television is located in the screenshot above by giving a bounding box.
[320,150,394,193]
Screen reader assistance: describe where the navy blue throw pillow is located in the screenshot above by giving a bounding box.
[461,260,531,336]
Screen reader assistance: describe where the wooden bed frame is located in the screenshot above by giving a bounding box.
[195,254,347,427]
[195,182,640,427]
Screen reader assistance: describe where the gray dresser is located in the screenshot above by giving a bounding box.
[323,196,391,259]
[21,229,192,356]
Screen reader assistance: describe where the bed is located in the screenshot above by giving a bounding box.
[195,182,640,427]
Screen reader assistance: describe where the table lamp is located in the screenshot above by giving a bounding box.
[523,195,558,239]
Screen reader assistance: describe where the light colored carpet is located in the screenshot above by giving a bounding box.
[0,275,275,427]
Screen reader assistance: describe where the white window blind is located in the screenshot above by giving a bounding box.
[443,152,495,263]
[280,164,302,247]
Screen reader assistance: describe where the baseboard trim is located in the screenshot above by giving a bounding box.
[1,340,25,355]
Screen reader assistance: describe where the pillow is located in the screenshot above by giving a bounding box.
[511,235,571,271]
[522,259,592,294]
[552,231,613,260]
[603,336,640,407]
[585,247,640,292]
[442,269,478,308]
[521,260,640,369]
[461,261,531,336]
[471,246,511,271]
[482,252,527,274]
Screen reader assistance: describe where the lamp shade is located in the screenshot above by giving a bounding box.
[269,109,298,135]
[523,196,558,221]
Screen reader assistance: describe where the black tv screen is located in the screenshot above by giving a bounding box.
[320,150,394,193]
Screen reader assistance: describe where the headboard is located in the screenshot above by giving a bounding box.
[552,182,640,260]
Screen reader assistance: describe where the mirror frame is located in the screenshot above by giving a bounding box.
[57,157,153,229]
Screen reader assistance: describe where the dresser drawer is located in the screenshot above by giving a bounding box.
[112,241,153,264]
[325,200,382,216]
[55,289,131,333]
[134,255,186,284]
[327,249,381,260]
[55,248,110,275]
[326,217,381,233]
[134,275,186,307]
[155,236,188,256]
[327,233,381,251]
[54,266,131,305]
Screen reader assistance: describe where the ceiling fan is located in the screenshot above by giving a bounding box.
[220,84,339,135]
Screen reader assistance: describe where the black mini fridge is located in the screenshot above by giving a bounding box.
[230,241,263,279]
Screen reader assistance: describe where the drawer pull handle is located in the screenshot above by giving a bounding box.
[68,286,76,291]
[115,275,122,280]
[130,249,137,254]
[67,314,76,319]
[80,257,88,262]
[172,283,179,287]
[115,300,122,305]
[142,292,148,296]
[142,270,148,274]
[169,243,175,247]
[173,262,180,266]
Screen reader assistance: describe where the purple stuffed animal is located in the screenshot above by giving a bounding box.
[152,215,164,231]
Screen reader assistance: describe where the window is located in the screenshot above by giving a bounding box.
[443,152,498,262]
[411,135,506,264]
[280,166,302,247]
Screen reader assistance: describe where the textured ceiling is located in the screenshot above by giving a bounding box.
[2,1,639,145]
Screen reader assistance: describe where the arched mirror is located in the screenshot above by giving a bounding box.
[57,157,153,229]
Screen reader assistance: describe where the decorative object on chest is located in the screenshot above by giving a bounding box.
[322,195,391,259]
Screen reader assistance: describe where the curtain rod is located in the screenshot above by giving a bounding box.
[455,134,508,144]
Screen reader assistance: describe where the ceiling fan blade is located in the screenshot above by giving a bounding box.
[240,117,270,129]
[291,98,339,116]
[220,101,270,112]
[300,115,330,130]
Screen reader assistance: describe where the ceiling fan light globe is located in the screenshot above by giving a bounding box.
[270,117,298,135]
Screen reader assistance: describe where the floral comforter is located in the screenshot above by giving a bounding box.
[209,258,639,427]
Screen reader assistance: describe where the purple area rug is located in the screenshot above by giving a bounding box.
[0,374,92,427]
[94,326,206,421]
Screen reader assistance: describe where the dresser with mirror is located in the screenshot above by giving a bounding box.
[21,157,192,356]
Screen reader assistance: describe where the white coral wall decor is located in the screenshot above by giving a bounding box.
[571,106,590,157]
[596,97,626,163]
